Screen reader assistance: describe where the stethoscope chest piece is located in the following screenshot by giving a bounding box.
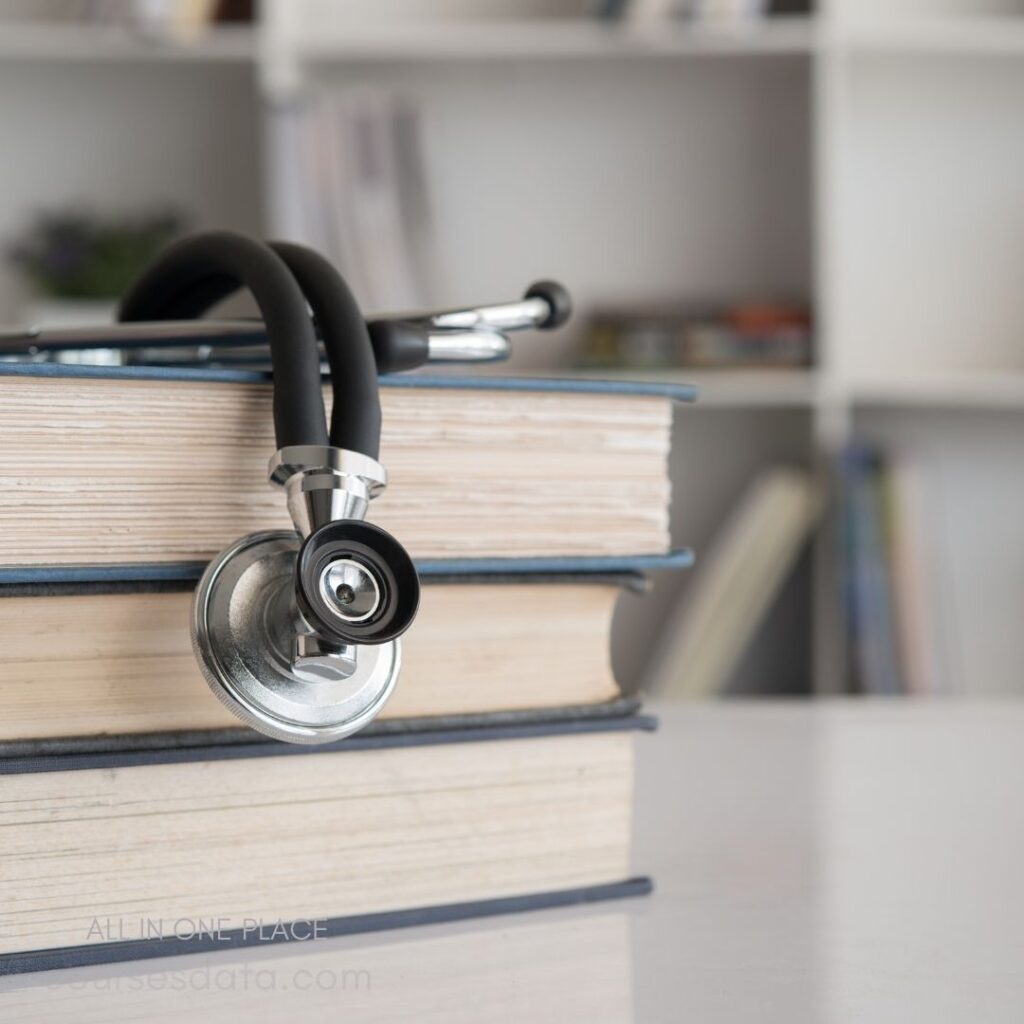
[192,530,402,744]
[119,231,568,746]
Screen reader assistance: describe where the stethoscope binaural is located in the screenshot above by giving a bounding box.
[117,230,571,745]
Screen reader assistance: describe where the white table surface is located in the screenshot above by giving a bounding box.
[3,700,1023,1022]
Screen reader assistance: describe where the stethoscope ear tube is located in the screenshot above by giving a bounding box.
[7,274,573,368]
[119,231,328,450]
[121,235,385,459]
[267,241,381,459]
[124,230,414,744]
[120,231,572,744]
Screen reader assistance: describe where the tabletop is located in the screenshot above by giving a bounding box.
[2,700,1023,1022]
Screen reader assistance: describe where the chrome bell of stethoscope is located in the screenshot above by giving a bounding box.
[117,230,571,744]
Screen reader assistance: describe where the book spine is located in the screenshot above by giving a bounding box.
[842,446,903,696]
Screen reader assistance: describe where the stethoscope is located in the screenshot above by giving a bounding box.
[103,230,570,745]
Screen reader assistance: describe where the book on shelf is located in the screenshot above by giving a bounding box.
[269,91,436,316]
[615,0,805,22]
[843,448,901,696]
[81,0,253,33]
[841,444,951,697]
[886,453,948,696]
[581,301,812,372]
[842,446,903,696]
[646,464,820,698]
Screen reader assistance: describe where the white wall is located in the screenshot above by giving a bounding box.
[834,53,1024,379]
[0,62,262,321]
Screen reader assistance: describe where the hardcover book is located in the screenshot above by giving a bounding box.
[0,365,693,570]
[0,714,653,975]
[0,561,690,746]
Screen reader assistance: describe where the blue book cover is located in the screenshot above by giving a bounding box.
[841,445,903,695]
[0,359,698,401]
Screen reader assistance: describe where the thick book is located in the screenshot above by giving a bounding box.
[0,365,693,570]
[0,714,653,975]
[0,560,691,745]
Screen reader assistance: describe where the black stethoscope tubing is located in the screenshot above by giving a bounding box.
[118,231,380,458]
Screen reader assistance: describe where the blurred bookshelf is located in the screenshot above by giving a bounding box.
[846,373,1024,411]
[290,17,817,63]
[2,0,1024,699]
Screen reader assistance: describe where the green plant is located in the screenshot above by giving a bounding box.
[9,209,184,300]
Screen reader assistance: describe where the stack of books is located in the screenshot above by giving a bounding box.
[0,360,693,974]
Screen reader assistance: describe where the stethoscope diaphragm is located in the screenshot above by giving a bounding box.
[191,530,401,745]
[118,230,569,745]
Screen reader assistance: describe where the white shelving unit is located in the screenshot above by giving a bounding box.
[287,17,817,63]
[839,15,1024,55]
[2,0,1022,697]
[0,21,257,61]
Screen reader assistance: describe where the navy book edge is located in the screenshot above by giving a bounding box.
[0,359,698,403]
[0,549,694,586]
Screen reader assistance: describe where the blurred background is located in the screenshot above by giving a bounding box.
[1,0,1021,702]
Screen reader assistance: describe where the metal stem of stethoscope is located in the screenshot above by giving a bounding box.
[0,321,509,362]
[0,287,569,366]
